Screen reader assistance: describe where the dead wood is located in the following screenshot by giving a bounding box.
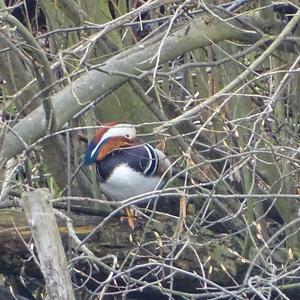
[0,193,245,294]
[21,189,75,300]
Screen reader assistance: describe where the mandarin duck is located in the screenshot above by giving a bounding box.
[84,122,172,206]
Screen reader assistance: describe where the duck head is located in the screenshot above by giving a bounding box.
[84,122,137,165]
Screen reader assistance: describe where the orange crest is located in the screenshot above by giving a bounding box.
[94,121,119,142]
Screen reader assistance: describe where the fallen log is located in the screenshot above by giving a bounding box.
[0,189,254,298]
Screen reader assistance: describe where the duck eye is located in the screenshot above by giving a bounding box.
[125,134,130,138]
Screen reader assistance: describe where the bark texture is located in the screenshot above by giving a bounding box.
[21,189,75,300]
[0,10,263,161]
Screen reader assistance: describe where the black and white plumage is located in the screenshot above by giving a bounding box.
[84,122,171,201]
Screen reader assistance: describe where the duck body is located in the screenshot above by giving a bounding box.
[84,123,171,202]
[97,144,167,201]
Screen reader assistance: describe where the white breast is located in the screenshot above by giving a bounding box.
[100,164,164,201]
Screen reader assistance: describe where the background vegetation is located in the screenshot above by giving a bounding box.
[0,0,299,299]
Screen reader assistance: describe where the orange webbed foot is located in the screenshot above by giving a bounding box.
[121,207,137,230]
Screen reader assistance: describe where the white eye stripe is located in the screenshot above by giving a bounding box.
[90,124,136,159]
[90,139,103,159]
[100,125,136,143]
